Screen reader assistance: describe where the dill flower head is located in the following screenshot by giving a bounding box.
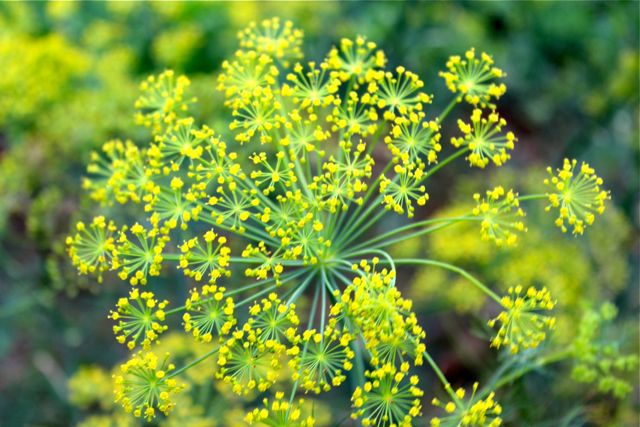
[112,223,169,286]
[385,113,441,165]
[370,66,432,121]
[66,16,615,424]
[216,325,283,395]
[66,216,116,283]
[431,383,502,427]
[351,362,423,427]
[439,48,506,107]
[326,35,386,84]
[488,285,556,354]
[294,322,354,394]
[84,139,150,205]
[248,292,300,348]
[333,259,425,366]
[134,70,193,134]
[544,158,609,235]
[218,50,279,102]
[113,351,183,421]
[183,284,236,342]
[452,109,516,168]
[245,392,315,426]
[178,229,231,282]
[110,288,168,350]
[472,186,526,246]
[238,17,303,66]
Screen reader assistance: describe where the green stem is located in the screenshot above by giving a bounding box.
[486,349,571,395]
[286,271,315,306]
[287,281,322,416]
[229,257,303,266]
[437,97,460,123]
[167,346,220,379]
[423,350,462,404]
[423,147,469,181]
[236,283,278,307]
[344,220,467,256]
[346,215,475,254]
[336,208,387,251]
[320,268,329,336]
[379,258,501,303]
[518,194,548,202]
[338,160,393,239]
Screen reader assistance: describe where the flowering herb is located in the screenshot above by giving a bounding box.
[68,17,614,424]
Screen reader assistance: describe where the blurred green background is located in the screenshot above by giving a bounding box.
[0,1,638,426]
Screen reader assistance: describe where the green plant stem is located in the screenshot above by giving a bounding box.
[337,160,393,239]
[339,147,469,249]
[344,219,469,257]
[518,194,548,202]
[286,271,315,306]
[486,349,572,395]
[376,258,501,303]
[336,208,387,251]
[423,350,462,404]
[320,268,329,336]
[287,281,322,416]
[437,97,459,123]
[345,215,474,253]
[168,346,220,379]
[423,147,468,181]
[236,283,279,307]
[229,257,303,266]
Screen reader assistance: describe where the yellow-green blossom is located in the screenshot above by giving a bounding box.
[488,285,556,354]
[544,158,609,234]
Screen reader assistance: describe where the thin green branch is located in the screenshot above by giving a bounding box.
[376,258,501,303]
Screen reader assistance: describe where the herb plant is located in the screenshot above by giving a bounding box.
[67,18,630,426]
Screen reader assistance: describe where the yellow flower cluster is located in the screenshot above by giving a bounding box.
[472,186,526,246]
[238,17,303,66]
[65,16,613,424]
[245,392,315,426]
[84,139,150,205]
[113,351,182,421]
[183,284,236,342]
[334,259,426,367]
[439,48,506,107]
[452,109,516,168]
[0,33,88,123]
[66,216,116,283]
[134,70,194,134]
[544,158,609,234]
[294,322,355,394]
[113,223,168,285]
[431,383,502,427]
[351,362,423,427]
[216,324,283,395]
[179,229,231,282]
[488,285,556,354]
[110,288,169,350]
[248,292,299,349]
[326,35,387,83]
